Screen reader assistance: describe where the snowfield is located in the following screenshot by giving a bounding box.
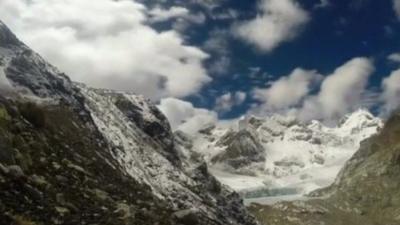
[180,109,383,203]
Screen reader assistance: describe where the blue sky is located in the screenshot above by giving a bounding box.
[1,0,400,129]
[151,0,400,119]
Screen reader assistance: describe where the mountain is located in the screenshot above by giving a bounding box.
[0,21,257,225]
[249,111,400,225]
[181,109,383,196]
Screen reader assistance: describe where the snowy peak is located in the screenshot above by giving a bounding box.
[185,109,383,194]
[337,109,383,134]
[0,21,77,103]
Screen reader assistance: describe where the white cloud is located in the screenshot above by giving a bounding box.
[249,58,375,123]
[388,53,400,63]
[215,91,247,113]
[210,9,239,20]
[204,29,229,55]
[171,12,206,32]
[203,29,231,75]
[209,56,231,75]
[233,0,309,52]
[157,97,218,134]
[299,57,374,121]
[252,68,322,109]
[191,0,225,12]
[381,69,400,116]
[0,0,210,100]
[314,0,330,9]
[394,0,400,19]
[148,6,190,22]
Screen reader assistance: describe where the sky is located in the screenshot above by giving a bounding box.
[1,0,400,131]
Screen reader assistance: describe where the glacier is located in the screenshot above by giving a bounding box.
[177,109,383,203]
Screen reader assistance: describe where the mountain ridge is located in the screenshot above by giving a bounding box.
[179,109,383,196]
[0,21,257,225]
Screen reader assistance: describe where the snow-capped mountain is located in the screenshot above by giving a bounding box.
[0,21,257,225]
[179,110,383,197]
[249,111,400,225]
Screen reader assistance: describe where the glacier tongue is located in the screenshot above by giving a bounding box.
[183,109,383,199]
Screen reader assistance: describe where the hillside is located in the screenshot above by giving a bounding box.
[0,21,257,225]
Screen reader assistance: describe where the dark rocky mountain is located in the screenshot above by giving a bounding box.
[211,129,265,169]
[0,21,257,225]
[249,111,400,225]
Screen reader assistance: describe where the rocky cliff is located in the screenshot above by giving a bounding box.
[0,21,257,225]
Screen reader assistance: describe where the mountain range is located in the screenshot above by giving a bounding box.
[178,108,382,200]
[1,19,400,225]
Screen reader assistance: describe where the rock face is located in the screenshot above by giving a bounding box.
[0,21,21,47]
[249,112,400,225]
[0,21,257,225]
[212,130,265,169]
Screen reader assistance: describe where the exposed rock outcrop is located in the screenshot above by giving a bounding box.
[0,21,257,225]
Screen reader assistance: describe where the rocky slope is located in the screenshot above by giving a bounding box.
[183,110,383,196]
[0,21,257,225]
[248,111,400,225]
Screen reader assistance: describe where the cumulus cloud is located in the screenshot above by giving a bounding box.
[204,29,230,55]
[0,0,210,100]
[203,29,231,75]
[210,9,239,20]
[249,58,375,123]
[381,69,400,116]
[388,53,400,63]
[252,68,322,110]
[314,0,331,9]
[148,6,190,22]
[317,58,373,115]
[215,91,247,113]
[233,0,309,52]
[157,98,218,134]
[296,58,375,121]
[171,12,206,32]
[394,0,400,19]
